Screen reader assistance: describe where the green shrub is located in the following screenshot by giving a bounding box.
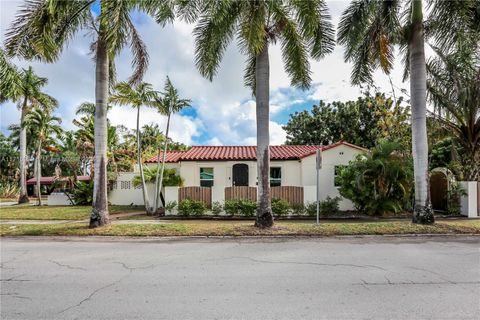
[271,198,290,216]
[223,199,257,216]
[305,202,317,216]
[290,203,306,215]
[68,181,94,205]
[177,199,207,216]
[337,141,413,216]
[165,201,177,214]
[0,182,20,198]
[211,201,223,216]
[319,196,341,216]
[447,182,467,215]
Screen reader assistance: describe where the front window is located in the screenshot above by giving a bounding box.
[200,168,214,187]
[270,167,281,187]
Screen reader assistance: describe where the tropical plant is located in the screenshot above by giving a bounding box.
[132,166,184,188]
[24,107,63,205]
[152,77,191,215]
[192,0,335,228]
[110,81,158,214]
[0,133,18,184]
[427,46,480,181]
[223,199,257,217]
[0,57,57,203]
[336,141,413,216]
[165,201,177,215]
[5,0,175,227]
[68,181,94,206]
[0,181,20,199]
[337,0,479,223]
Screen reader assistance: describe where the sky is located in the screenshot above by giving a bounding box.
[0,0,410,146]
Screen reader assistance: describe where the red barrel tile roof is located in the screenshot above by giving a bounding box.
[146,141,363,163]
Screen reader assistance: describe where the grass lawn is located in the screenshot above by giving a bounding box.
[1,220,479,237]
[0,205,143,220]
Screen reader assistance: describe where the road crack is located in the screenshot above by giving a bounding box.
[49,260,87,271]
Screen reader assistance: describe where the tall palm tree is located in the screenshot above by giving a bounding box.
[5,0,174,227]
[427,45,480,181]
[152,76,190,214]
[0,57,57,203]
[110,81,158,214]
[24,108,63,205]
[337,0,478,224]
[192,0,335,228]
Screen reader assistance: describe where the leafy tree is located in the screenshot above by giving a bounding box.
[151,77,190,214]
[284,92,410,149]
[5,0,175,227]
[192,0,335,228]
[337,141,413,216]
[110,81,158,214]
[133,166,184,188]
[24,108,63,205]
[337,0,478,223]
[0,133,18,184]
[427,45,480,181]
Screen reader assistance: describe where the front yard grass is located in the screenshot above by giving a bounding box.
[1,220,479,237]
[0,205,142,220]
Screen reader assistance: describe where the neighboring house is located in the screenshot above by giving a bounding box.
[110,141,365,210]
[27,175,91,196]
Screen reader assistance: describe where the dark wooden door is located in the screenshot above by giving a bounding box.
[430,172,448,212]
[232,164,249,186]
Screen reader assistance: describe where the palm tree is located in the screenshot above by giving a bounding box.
[110,81,158,214]
[24,108,63,205]
[337,0,478,224]
[5,0,174,227]
[427,46,480,181]
[152,76,191,214]
[192,0,335,228]
[0,58,57,204]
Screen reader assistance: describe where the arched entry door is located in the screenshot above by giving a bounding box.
[232,164,249,186]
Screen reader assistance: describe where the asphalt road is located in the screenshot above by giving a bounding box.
[1,236,479,320]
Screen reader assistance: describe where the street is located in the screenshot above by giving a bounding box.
[1,236,479,319]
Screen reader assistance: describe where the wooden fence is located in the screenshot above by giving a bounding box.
[178,186,212,208]
[271,186,304,205]
[225,186,257,202]
[224,186,304,205]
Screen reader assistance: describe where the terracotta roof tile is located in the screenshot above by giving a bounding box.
[145,141,364,163]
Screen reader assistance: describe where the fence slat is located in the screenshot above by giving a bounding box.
[178,186,212,208]
[271,186,304,205]
[225,186,257,202]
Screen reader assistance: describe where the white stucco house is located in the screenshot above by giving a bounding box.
[109,141,365,211]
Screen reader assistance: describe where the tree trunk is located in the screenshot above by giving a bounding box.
[35,140,42,206]
[153,112,171,214]
[18,99,29,204]
[410,0,434,224]
[90,35,110,228]
[136,105,152,214]
[254,43,274,228]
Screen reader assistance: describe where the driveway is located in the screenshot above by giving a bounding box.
[1,236,479,319]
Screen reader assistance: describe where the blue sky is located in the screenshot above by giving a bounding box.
[0,1,410,146]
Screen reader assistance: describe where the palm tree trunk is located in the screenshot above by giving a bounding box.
[18,99,29,204]
[90,35,110,228]
[410,0,434,224]
[254,43,274,228]
[35,140,42,206]
[136,106,151,214]
[154,112,171,214]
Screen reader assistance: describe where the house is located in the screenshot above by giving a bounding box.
[27,175,91,196]
[109,141,365,210]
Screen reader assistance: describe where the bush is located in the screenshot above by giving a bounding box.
[68,181,94,205]
[447,182,466,215]
[271,198,290,216]
[290,203,306,216]
[0,182,20,199]
[305,202,318,216]
[224,199,257,216]
[177,199,207,217]
[319,196,340,216]
[211,201,223,216]
[337,141,413,216]
[165,201,177,214]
